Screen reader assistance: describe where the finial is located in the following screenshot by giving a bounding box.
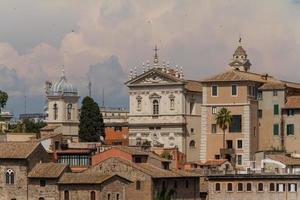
[239,35,242,45]
[153,45,159,64]
[142,62,146,72]
[134,66,137,77]
[129,68,133,80]
[61,65,65,78]
[146,60,151,70]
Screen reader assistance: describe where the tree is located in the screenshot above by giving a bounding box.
[79,96,104,142]
[215,107,232,149]
[0,90,8,113]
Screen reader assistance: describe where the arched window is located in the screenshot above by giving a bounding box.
[153,100,159,115]
[238,183,243,191]
[64,190,69,200]
[116,193,120,200]
[136,180,141,190]
[258,183,264,191]
[189,140,195,148]
[67,104,72,120]
[5,169,14,185]
[107,193,111,200]
[170,98,175,109]
[90,191,96,200]
[227,183,233,191]
[215,183,221,191]
[246,183,252,191]
[53,103,58,120]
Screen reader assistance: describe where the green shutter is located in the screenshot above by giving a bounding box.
[287,124,294,135]
[274,104,279,115]
[273,124,279,136]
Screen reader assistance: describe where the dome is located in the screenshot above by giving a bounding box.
[49,70,78,96]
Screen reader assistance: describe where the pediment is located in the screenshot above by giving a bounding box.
[126,69,183,86]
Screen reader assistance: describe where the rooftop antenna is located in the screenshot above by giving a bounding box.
[88,80,92,97]
[102,88,105,107]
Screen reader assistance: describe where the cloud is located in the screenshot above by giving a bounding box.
[1,0,300,115]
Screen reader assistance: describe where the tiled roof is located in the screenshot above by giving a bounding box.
[185,80,202,92]
[267,154,300,166]
[202,159,228,166]
[113,146,170,162]
[284,96,300,109]
[259,82,286,90]
[92,157,199,178]
[28,163,68,178]
[234,46,246,56]
[58,173,131,184]
[0,141,40,159]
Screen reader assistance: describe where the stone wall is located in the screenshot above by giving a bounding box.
[28,179,59,200]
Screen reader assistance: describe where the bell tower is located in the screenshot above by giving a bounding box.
[229,38,251,72]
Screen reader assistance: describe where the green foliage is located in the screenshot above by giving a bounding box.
[160,151,173,160]
[0,90,8,112]
[215,107,232,149]
[10,119,46,133]
[155,188,175,200]
[79,96,104,142]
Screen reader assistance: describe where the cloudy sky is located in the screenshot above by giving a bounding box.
[1,0,300,117]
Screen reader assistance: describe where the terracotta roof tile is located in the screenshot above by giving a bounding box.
[185,80,202,92]
[267,155,300,166]
[284,96,300,109]
[58,173,131,184]
[202,159,228,166]
[0,141,40,159]
[28,163,68,178]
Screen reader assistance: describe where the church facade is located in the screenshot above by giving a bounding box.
[126,48,202,162]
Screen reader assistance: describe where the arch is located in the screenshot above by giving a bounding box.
[107,193,111,200]
[227,183,233,191]
[53,103,58,120]
[67,103,72,120]
[189,140,195,148]
[90,191,96,200]
[153,100,159,115]
[5,169,14,185]
[116,193,120,200]
[215,183,221,191]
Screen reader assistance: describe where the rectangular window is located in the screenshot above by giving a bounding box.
[237,155,242,165]
[40,180,46,187]
[276,183,285,192]
[273,124,279,136]
[229,115,242,133]
[212,106,217,114]
[287,109,294,116]
[211,124,217,133]
[237,183,243,192]
[257,91,263,100]
[226,140,233,149]
[212,85,218,96]
[258,109,262,118]
[287,124,294,135]
[237,140,243,149]
[269,183,275,191]
[273,90,278,96]
[231,85,237,96]
[274,104,279,115]
[288,183,297,192]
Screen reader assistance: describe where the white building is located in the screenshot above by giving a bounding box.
[126,48,202,161]
[42,70,80,142]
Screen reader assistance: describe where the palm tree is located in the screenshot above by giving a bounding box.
[215,107,232,150]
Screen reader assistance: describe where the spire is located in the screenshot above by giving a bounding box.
[153,45,159,65]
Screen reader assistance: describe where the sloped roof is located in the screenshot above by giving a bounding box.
[202,159,228,166]
[28,163,68,178]
[185,80,202,92]
[267,155,300,166]
[92,157,199,178]
[0,142,40,159]
[58,173,130,184]
[233,46,247,56]
[284,96,300,109]
[113,146,170,162]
